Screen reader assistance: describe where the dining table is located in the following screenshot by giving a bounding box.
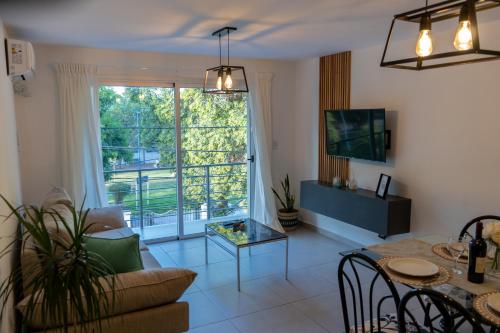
[342,234,500,330]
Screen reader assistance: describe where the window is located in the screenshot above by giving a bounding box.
[180,88,249,235]
[99,85,251,241]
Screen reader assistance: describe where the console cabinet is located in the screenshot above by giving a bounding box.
[300,180,411,238]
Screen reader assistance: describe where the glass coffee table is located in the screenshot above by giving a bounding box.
[205,218,289,291]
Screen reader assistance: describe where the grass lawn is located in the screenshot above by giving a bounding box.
[106,169,178,215]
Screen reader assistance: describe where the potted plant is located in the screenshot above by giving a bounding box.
[272,174,299,231]
[0,196,117,332]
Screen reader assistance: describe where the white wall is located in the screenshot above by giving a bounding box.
[15,44,296,204]
[294,26,500,245]
[0,18,23,333]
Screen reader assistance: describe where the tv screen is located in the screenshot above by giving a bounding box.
[325,109,386,162]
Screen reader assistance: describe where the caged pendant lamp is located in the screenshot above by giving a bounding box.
[203,27,249,94]
[380,0,500,70]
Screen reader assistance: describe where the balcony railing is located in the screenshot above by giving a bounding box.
[104,162,248,230]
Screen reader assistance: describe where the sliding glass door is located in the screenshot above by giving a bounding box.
[180,88,249,235]
[99,84,250,241]
[99,86,178,240]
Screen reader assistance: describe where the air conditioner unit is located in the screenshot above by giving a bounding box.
[4,38,35,80]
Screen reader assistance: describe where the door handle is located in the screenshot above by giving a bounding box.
[247,155,255,163]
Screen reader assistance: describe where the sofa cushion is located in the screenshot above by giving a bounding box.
[90,227,148,251]
[85,206,126,233]
[38,302,189,333]
[17,268,197,329]
[84,234,144,274]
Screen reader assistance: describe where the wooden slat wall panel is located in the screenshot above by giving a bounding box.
[318,51,351,183]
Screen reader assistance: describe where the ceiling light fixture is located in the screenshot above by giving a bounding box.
[203,27,249,94]
[381,0,500,70]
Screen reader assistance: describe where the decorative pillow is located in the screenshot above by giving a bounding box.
[43,203,75,236]
[41,187,72,209]
[84,234,144,274]
[85,206,126,233]
[91,227,148,251]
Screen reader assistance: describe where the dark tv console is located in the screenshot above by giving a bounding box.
[300,180,411,239]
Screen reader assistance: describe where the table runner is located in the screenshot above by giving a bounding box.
[368,239,500,296]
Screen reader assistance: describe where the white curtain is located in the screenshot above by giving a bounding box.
[55,64,107,208]
[249,73,283,232]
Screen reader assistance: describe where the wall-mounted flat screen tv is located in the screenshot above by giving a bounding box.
[325,109,386,162]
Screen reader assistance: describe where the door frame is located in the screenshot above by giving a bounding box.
[98,80,253,243]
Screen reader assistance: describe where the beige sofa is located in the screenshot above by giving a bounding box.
[18,189,196,333]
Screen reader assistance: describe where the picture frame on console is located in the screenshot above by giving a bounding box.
[376,174,391,199]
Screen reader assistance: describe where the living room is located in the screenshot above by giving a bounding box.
[1,1,500,332]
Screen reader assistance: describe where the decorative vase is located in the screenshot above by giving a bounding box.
[333,177,342,188]
[348,178,357,191]
[487,246,500,278]
[277,209,300,231]
[492,247,499,270]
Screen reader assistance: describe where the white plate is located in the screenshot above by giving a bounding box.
[387,257,440,277]
[487,293,500,315]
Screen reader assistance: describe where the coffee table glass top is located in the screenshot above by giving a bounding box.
[206,218,287,246]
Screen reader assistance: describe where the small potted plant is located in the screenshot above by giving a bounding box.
[272,174,299,231]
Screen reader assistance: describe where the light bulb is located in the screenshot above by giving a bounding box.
[216,69,223,90]
[216,76,222,90]
[224,74,233,89]
[224,68,233,89]
[416,30,433,57]
[416,15,433,57]
[454,20,473,51]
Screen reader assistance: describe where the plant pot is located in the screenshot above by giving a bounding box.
[277,209,300,231]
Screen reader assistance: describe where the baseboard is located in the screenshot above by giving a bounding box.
[301,221,364,248]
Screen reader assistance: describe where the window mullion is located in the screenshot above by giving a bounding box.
[174,84,184,238]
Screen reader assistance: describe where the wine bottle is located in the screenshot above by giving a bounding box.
[467,222,487,283]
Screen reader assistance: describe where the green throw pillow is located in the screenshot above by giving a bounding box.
[84,234,144,274]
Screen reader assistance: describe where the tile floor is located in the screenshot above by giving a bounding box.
[148,228,372,333]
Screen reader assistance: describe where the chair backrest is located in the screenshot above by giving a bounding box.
[337,252,401,333]
[397,289,485,333]
[459,215,500,241]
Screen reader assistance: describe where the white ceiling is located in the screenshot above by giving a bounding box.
[0,0,472,60]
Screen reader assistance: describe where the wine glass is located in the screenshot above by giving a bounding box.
[447,237,467,275]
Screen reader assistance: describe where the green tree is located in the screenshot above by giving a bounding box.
[99,86,248,220]
[99,87,133,180]
[176,89,247,217]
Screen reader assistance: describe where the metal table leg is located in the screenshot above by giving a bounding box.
[285,238,289,280]
[237,247,241,291]
[204,224,208,265]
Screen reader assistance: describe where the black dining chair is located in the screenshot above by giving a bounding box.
[459,215,500,241]
[397,289,486,333]
[338,252,402,333]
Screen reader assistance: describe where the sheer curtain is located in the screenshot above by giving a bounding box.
[55,64,107,208]
[249,73,283,232]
